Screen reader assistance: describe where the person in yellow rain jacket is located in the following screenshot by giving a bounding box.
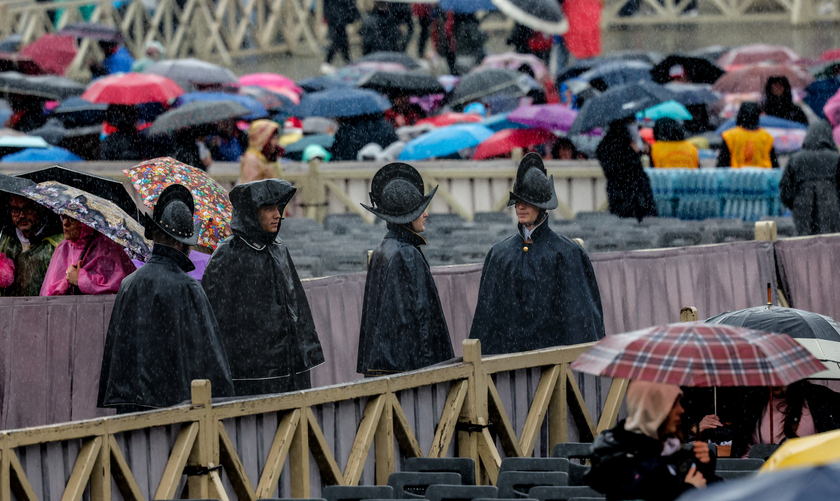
[651,118,699,168]
[717,102,778,168]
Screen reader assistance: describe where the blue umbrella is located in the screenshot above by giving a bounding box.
[440,0,497,13]
[282,134,335,161]
[482,113,531,131]
[175,92,268,120]
[664,82,721,106]
[399,124,494,161]
[297,76,351,93]
[803,78,840,120]
[678,462,840,501]
[637,100,692,121]
[2,146,83,163]
[579,60,653,89]
[296,88,391,118]
[715,115,808,135]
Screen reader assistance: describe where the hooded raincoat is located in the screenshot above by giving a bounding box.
[469,219,605,354]
[97,244,235,410]
[596,122,658,221]
[357,224,454,376]
[40,224,136,296]
[779,120,840,235]
[240,120,281,183]
[0,222,63,296]
[764,76,809,126]
[202,180,325,395]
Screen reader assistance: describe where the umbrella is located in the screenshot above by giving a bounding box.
[824,89,840,126]
[448,69,539,108]
[295,88,391,118]
[147,101,250,136]
[569,81,676,134]
[0,71,85,100]
[282,134,335,161]
[238,86,295,111]
[651,55,726,85]
[507,104,577,131]
[570,322,826,387]
[2,146,82,163]
[18,165,139,220]
[761,429,840,472]
[239,73,302,95]
[678,462,840,501]
[705,306,840,379]
[415,112,484,127]
[21,34,77,75]
[0,133,49,149]
[297,76,351,93]
[578,60,653,89]
[82,73,185,105]
[50,96,107,127]
[491,0,568,35]
[358,51,422,70]
[479,52,550,81]
[712,63,813,94]
[637,100,692,121]
[175,92,267,120]
[481,112,531,131]
[0,172,34,196]
[820,48,840,62]
[714,115,808,135]
[123,157,232,249]
[718,44,803,69]
[399,124,494,161]
[0,35,21,53]
[664,82,721,106]
[803,78,840,120]
[0,52,45,76]
[473,128,555,159]
[29,119,67,145]
[439,0,497,13]
[21,181,150,261]
[808,61,840,80]
[357,71,444,96]
[144,58,238,92]
[57,23,123,42]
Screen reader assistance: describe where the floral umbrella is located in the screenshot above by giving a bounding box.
[21,181,151,261]
[123,157,232,249]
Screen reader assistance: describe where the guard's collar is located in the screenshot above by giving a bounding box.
[152,243,196,272]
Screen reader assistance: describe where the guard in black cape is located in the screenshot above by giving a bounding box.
[469,153,606,354]
[202,179,325,395]
[357,162,454,376]
[98,185,235,413]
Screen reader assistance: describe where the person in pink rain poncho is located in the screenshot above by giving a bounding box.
[40,214,136,296]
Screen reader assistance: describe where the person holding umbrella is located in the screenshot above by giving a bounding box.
[357,162,453,376]
[202,179,325,395]
[240,119,282,183]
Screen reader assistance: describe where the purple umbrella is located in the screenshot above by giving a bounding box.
[507,104,578,131]
[132,249,210,282]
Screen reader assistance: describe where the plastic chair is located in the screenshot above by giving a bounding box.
[715,470,756,481]
[716,458,764,471]
[552,443,593,487]
[404,457,476,486]
[322,486,394,501]
[424,485,497,501]
[528,486,603,501]
[497,471,568,498]
[747,443,779,460]
[387,472,462,499]
[499,458,569,474]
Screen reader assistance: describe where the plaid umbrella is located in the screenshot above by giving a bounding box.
[123,157,232,249]
[22,181,151,261]
[570,322,826,387]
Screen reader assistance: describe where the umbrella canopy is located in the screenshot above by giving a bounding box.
[706,306,840,379]
[761,429,840,472]
[820,48,840,62]
[651,55,726,85]
[415,112,483,127]
[0,71,85,100]
[238,85,295,111]
[491,0,568,34]
[637,100,692,121]
[481,112,531,131]
[82,73,185,105]
[803,78,840,120]
[0,133,49,149]
[399,123,494,160]
[479,52,550,81]
[18,165,139,220]
[175,91,267,120]
[21,181,150,260]
[57,23,123,42]
[569,81,676,134]
[448,69,538,108]
[718,44,803,69]
[439,0,498,13]
[473,128,555,159]
[0,52,46,76]
[664,82,721,106]
[239,73,302,95]
[282,134,335,161]
[507,104,577,131]
[809,61,840,80]
[144,58,238,92]
[147,100,250,136]
[21,34,77,75]
[51,96,107,128]
[357,71,444,96]
[712,63,813,94]
[578,60,653,89]
[0,172,34,196]
[29,119,67,145]
[296,88,391,118]
[680,463,840,501]
[358,51,422,70]
[123,157,232,249]
[297,76,351,93]
[570,322,826,387]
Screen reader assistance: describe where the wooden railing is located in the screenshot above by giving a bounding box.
[0,340,626,501]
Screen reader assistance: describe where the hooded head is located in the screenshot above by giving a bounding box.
[508,153,558,210]
[624,380,683,440]
[736,102,761,130]
[229,179,296,245]
[802,120,837,151]
[248,119,280,154]
[653,117,686,142]
[765,76,793,105]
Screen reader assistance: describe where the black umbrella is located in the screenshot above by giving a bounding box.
[0,172,34,196]
[568,81,676,134]
[58,125,101,161]
[706,306,840,379]
[358,51,421,70]
[29,119,67,146]
[664,82,721,106]
[296,88,391,118]
[50,97,108,128]
[651,55,726,85]
[491,0,568,34]
[143,58,238,92]
[147,101,251,136]
[297,76,350,93]
[57,23,123,42]
[448,69,539,108]
[0,71,85,100]
[579,60,653,89]
[357,71,444,96]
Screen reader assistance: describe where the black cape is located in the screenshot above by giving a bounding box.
[97,244,235,409]
[202,182,324,396]
[596,124,657,221]
[357,225,454,376]
[469,220,605,354]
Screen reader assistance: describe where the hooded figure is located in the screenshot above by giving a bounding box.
[718,102,778,168]
[596,118,658,221]
[240,120,282,183]
[357,162,454,376]
[332,114,399,162]
[780,120,840,235]
[202,179,325,395]
[651,118,699,168]
[98,185,234,412]
[586,381,717,501]
[764,76,809,126]
[469,153,605,354]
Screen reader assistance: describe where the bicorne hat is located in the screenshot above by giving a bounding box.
[143,184,200,246]
[508,152,558,210]
[361,162,438,225]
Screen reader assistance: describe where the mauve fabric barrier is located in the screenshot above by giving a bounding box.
[775,234,840,319]
[0,240,777,430]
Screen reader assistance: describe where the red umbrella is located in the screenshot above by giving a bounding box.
[820,48,840,62]
[21,34,77,75]
[717,44,802,70]
[415,112,483,127]
[473,128,555,160]
[712,63,813,94]
[82,74,185,105]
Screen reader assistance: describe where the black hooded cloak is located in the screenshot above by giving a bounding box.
[596,122,658,221]
[357,224,454,376]
[764,76,809,126]
[202,180,324,395]
[98,244,235,409]
[469,220,605,354]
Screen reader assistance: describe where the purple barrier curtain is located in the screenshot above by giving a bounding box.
[774,234,840,319]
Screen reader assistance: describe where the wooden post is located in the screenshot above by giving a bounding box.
[548,362,569,448]
[304,158,327,223]
[0,447,9,501]
[290,405,310,497]
[755,221,777,241]
[680,306,698,322]
[187,380,215,499]
[374,395,395,485]
[460,340,486,483]
[90,431,111,501]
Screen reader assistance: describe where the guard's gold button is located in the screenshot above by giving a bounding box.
[523,246,529,252]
